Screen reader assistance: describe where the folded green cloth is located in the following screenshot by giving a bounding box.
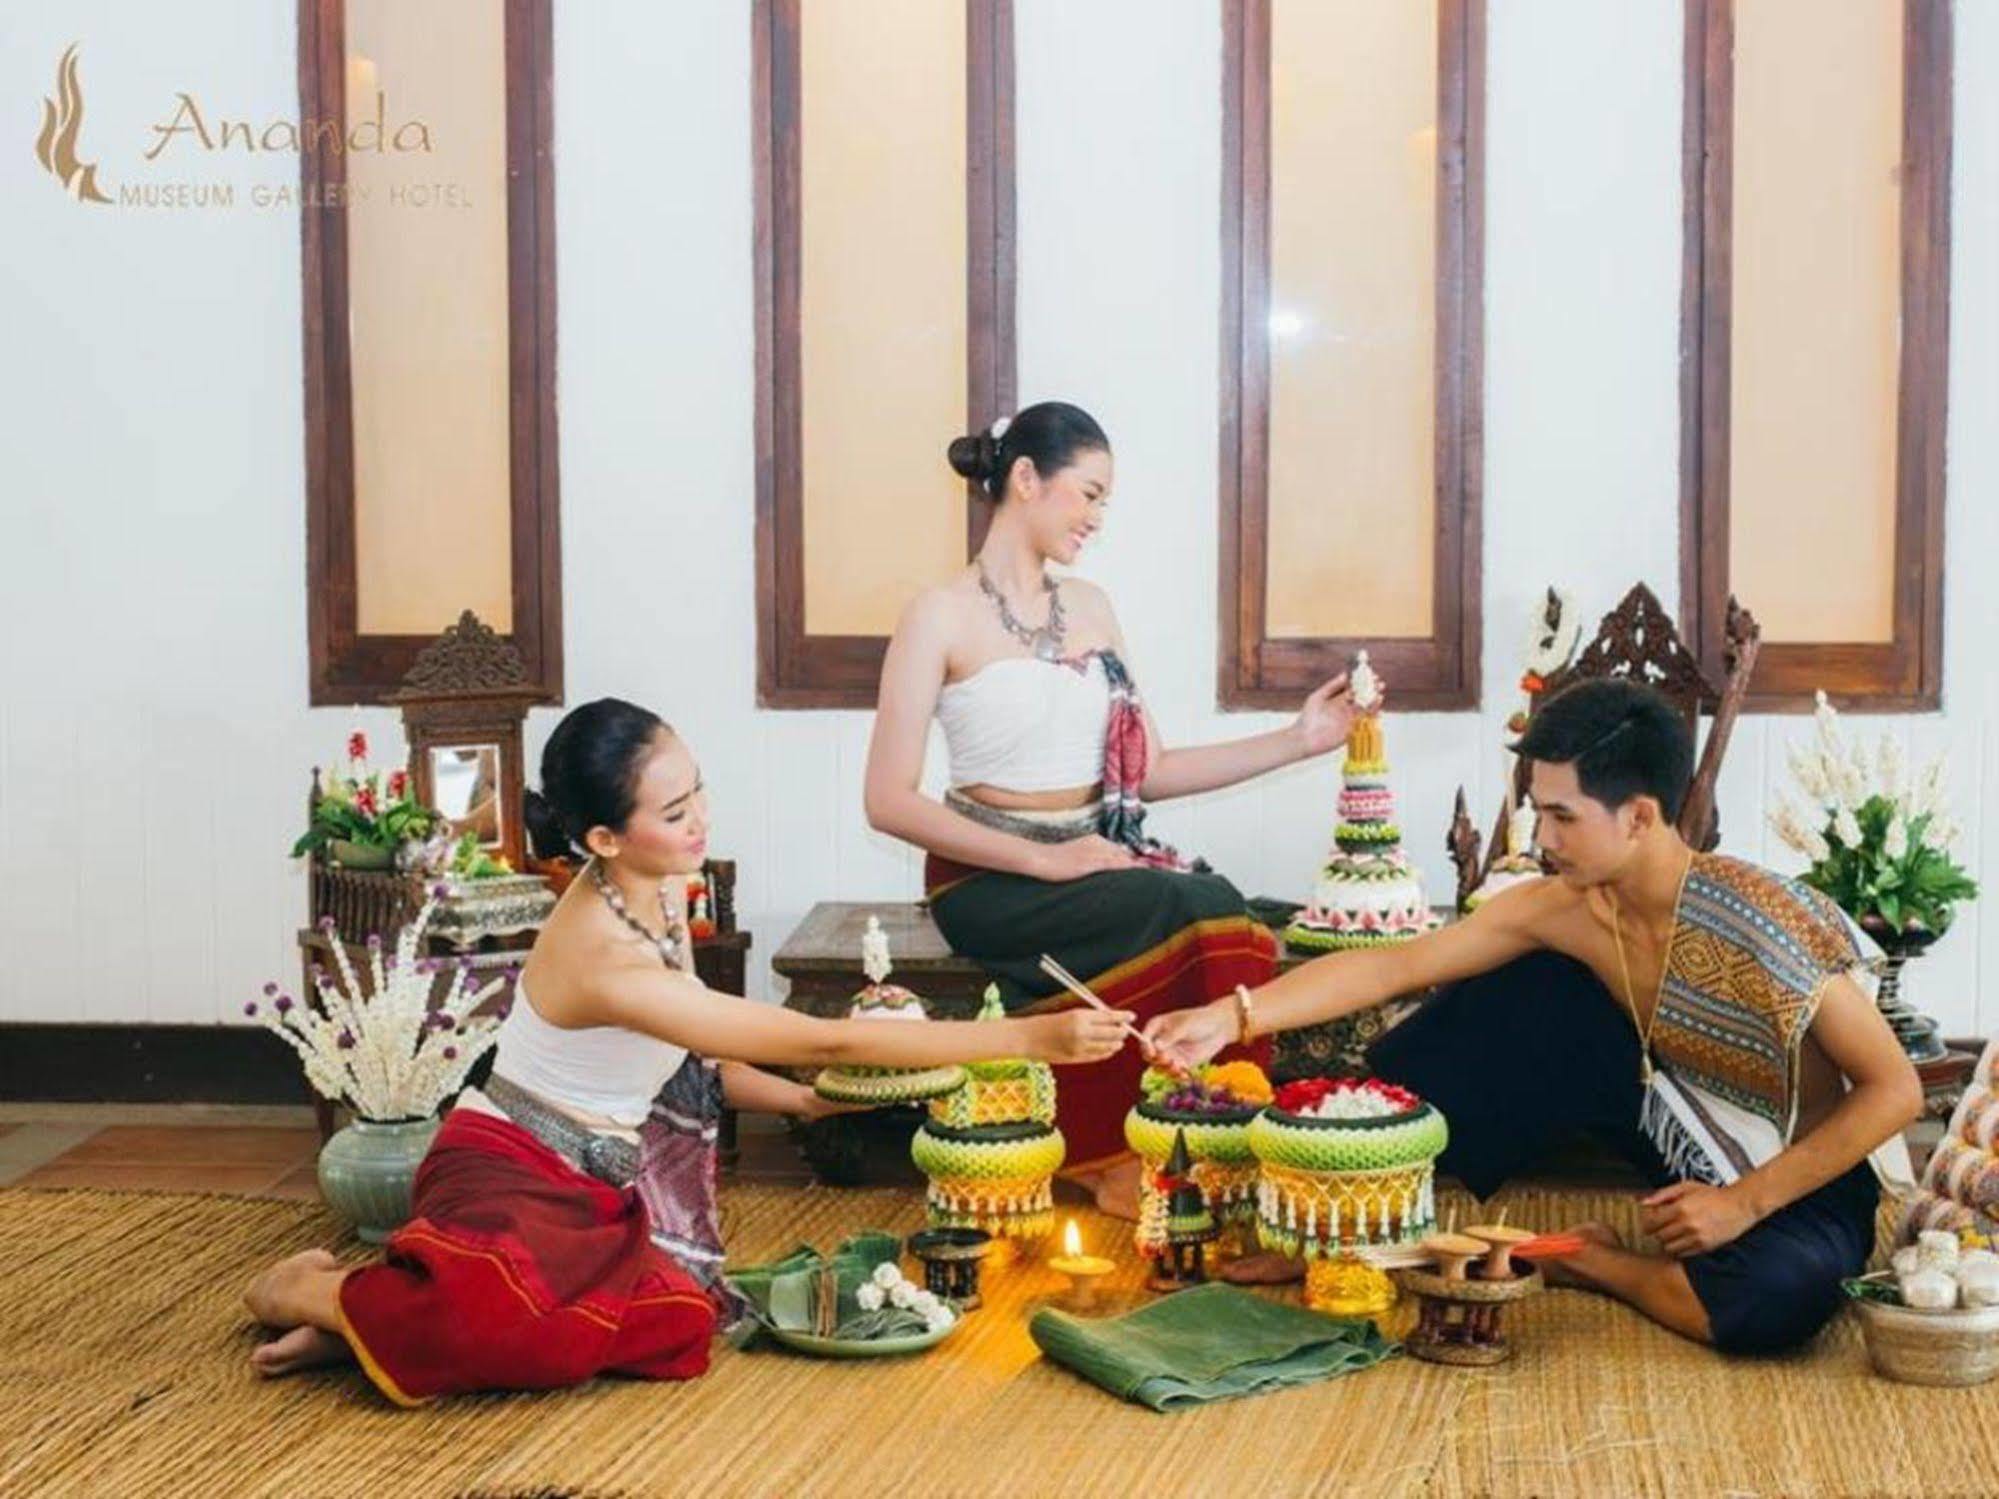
[1029,1283,1393,1411]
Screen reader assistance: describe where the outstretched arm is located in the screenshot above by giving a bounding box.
[588,961,1132,1071]
[1641,973,1922,1256]
[719,1060,864,1121]
[1145,889,1544,1068]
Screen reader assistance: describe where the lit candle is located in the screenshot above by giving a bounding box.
[1048,1218,1114,1309]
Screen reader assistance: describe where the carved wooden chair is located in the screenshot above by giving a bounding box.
[1447,583,1763,907]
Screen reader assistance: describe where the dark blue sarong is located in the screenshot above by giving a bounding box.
[1368,951,1877,1354]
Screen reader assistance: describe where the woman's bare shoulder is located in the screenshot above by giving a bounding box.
[519,896,626,1021]
[895,573,980,639]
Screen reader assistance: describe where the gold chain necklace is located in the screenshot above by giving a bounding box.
[1606,852,1696,1089]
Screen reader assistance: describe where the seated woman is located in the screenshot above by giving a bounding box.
[864,401,1359,1215]
[244,698,1129,1405]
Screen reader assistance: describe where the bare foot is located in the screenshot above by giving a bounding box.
[1090,1159,1143,1221]
[1221,1251,1305,1286]
[1540,1221,1623,1290]
[251,1323,352,1378]
[245,1247,342,1327]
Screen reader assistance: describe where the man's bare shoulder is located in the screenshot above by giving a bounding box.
[1477,874,1593,939]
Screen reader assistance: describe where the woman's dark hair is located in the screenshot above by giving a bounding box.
[946,400,1109,501]
[1513,678,1693,822]
[523,698,671,860]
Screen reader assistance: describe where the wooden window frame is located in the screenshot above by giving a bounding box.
[1218,0,1484,712]
[753,0,1016,710]
[298,0,562,706]
[1680,0,1951,712]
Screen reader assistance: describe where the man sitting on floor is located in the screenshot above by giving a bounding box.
[1148,678,1920,1354]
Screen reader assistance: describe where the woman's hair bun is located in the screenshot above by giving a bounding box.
[946,431,1004,485]
[946,403,1106,503]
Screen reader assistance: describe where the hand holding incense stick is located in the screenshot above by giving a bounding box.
[1037,954,1183,1073]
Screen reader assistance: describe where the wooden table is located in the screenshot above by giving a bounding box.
[772,897,1439,1048]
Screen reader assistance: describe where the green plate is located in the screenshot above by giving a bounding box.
[765,1321,959,1359]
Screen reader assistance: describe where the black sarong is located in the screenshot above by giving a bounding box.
[1368,952,1877,1354]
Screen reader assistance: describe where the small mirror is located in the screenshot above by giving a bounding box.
[430,744,503,847]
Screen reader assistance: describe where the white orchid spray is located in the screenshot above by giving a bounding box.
[249,887,515,1121]
[1769,692,1978,935]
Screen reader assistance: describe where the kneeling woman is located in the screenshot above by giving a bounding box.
[244,699,1129,1405]
[864,402,1359,1212]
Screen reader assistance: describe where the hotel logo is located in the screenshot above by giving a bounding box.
[34,44,112,203]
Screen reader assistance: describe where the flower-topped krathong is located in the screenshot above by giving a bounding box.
[1248,1076,1447,1256]
[1768,691,1979,937]
[910,985,1065,1242]
[1127,1063,1273,1252]
[250,890,514,1122]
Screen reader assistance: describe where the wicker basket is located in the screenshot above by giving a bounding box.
[1849,1274,1999,1387]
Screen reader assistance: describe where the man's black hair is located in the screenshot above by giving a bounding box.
[1514,678,1693,822]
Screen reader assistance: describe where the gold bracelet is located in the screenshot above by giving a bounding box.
[1233,983,1256,1043]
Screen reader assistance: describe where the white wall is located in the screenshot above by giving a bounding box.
[3,0,1994,1037]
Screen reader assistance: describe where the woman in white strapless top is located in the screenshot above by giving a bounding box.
[863,401,1364,1217]
[245,698,1130,1407]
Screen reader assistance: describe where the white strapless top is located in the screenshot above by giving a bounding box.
[487,979,687,1129]
[935,654,1111,793]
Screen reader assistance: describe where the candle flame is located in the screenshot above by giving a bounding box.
[1063,1218,1081,1257]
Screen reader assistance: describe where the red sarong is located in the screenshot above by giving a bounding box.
[926,854,1276,1167]
[338,1109,717,1406]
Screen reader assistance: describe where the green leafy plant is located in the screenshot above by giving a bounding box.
[291,730,442,859]
[446,830,511,879]
[1769,693,1978,935]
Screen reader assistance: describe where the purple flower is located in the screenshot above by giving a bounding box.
[437,1014,456,1032]
[275,996,294,1014]
[430,883,450,900]
[262,981,278,997]
[367,934,382,950]
[318,915,337,933]
[243,1002,258,1017]
[442,1046,458,1061]
[337,1029,356,1049]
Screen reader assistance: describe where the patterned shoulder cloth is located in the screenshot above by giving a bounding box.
[1644,853,1891,1186]
[1094,650,1207,873]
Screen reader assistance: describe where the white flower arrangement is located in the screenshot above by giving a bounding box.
[846,1259,954,1334]
[1768,692,1978,935]
[249,889,514,1121]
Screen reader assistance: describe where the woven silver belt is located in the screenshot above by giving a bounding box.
[484,1073,639,1188]
[944,788,1097,845]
